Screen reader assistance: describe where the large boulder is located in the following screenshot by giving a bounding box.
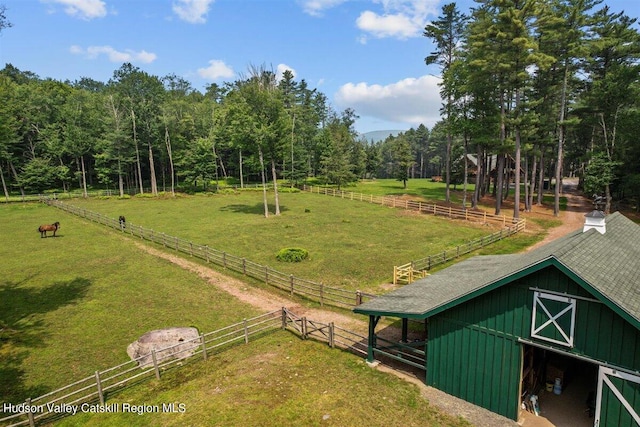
[127,327,200,368]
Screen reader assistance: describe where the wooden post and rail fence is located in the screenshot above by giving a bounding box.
[42,191,524,296]
[0,308,369,427]
[300,186,526,285]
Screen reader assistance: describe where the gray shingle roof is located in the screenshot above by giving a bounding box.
[355,212,640,326]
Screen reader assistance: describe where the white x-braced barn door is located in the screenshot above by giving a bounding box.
[530,292,576,347]
[595,366,640,427]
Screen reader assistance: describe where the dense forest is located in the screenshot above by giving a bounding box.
[0,0,639,218]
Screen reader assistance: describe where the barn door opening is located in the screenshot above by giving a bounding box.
[519,345,598,427]
[595,366,640,427]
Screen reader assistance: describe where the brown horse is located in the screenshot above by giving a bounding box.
[38,221,60,238]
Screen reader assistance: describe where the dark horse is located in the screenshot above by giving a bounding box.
[38,221,60,238]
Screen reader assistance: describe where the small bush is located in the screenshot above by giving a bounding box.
[276,248,309,263]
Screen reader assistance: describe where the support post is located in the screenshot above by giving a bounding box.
[95,371,105,405]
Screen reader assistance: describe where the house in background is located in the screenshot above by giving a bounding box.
[354,211,640,426]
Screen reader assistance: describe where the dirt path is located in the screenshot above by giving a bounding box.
[132,182,593,427]
[134,242,367,332]
[526,177,592,251]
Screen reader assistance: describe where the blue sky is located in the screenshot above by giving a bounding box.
[1,0,638,134]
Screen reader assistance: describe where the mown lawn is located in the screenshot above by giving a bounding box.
[63,189,511,292]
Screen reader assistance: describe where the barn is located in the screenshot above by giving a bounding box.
[354,211,640,426]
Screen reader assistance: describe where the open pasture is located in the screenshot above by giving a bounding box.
[64,189,506,292]
[1,202,471,427]
[0,202,262,405]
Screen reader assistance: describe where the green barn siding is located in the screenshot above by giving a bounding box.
[427,317,521,420]
[600,375,640,427]
[425,264,640,421]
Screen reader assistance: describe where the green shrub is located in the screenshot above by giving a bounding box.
[276,247,309,263]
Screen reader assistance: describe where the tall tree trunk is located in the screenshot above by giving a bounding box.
[239,149,244,189]
[537,150,545,206]
[271,158,281,215]
[495,154,504,215]
[164,125,175,196]
[462,136,469,209]
[148,140,158,195]
[131,110,144,195]
[258,146,269,218]
[524,155,530,212]
[513,90,522,219]
[9,161,24,197]
[81,155,88,198]
[445,131,452,203]
[528,152,537,210]
[118,158,124,197]
[472,145,482,209]
[0,162,9,201]
[554,63,569,217]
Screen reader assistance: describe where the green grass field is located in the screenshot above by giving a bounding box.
[63,190,505,292]
[0,202,262,404]
[1,200,472,427]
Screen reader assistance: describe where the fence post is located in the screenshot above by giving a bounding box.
[190,242,193,256]
[205,246,210,263]
[290,275,294,296]
[503,215,506,226]
[329,322,335,348]
[223,252,227,267]
[243,319,249,344]
[151,350,161,380]
[302,317,308,339]
[26,398,35,427]
[242,258,246,274]
[95,370,105,405]
[356,290,362,306]
[281,308,287,329]
[428,256,432,270]
[320,283,324,307]
[393,267,397,285]
[200,333,207,360]
[175,237,179,251]
[265,266,269,285]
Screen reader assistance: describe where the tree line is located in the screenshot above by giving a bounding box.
[421,0,640,216]
[1,0,639,218]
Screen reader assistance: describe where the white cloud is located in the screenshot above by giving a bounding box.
[43,0,107,20]
[357,0,439,40]
[70,45,157,64]
[276,64,297,82]
[172,0,214,24]
[298,0,347,17]
[335,75,442,128]
[197,59,234,80]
